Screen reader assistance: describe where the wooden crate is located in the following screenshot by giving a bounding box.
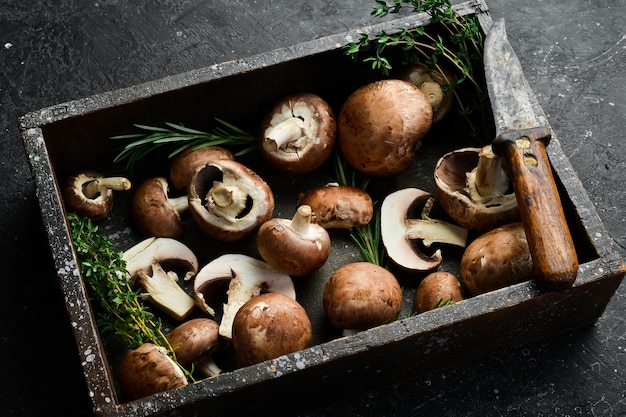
[19,1,625,416]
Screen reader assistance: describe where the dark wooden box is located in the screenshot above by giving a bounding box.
[19,1,625,416]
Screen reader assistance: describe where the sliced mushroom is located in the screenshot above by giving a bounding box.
[256,205,331,276]
[323,262,402,335]
[193,254,295,339]
[123,237,198,321]
[169,146,235,192]
[188,159,275,242]
[63,170,131,220]
[296,183,373,229]
[460,222,533,296]
[119,343,188,401]
[380,188,468,272]
[400,63,455,124]
[132,177,188,238]
[260,93,336,174]
[231,292,312,367]
[337,79,433,177]
[434,146,519,231]
[167,318,222,378]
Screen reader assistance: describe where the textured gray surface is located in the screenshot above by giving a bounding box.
[1,0,625,416]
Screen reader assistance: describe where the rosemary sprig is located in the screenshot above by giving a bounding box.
[344,0,490,141]
[111,118,258,171]
[68,214,193,380]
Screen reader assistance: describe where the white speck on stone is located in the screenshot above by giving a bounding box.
[4,42,12,49]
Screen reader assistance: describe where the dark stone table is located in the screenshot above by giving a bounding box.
[1,1,624,415]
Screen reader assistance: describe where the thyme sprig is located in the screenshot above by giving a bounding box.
[344,0,490,140]
[68,214,194,380]
[111,118,258,171]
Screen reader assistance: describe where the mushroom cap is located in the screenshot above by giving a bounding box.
[460,222,533,296]
[434,147,520,232]
[260,93,336,174]
[296,183,373,229]
[323,262,402,331]
[62,171,115,221]
[256,205,331,276]
[399,63,455,124]
[169,146,235,192]
[188,159,275,242]
[118,343,187,401]
[167,318,220,367]
[193,254,295,339]
[337,79,433,177]
[132,177,185,238]
[413,271,464,313]
[123,237,199,280]
[231,292,312,367]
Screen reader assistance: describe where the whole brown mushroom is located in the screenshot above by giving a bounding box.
[231,292,312,368]
[296,183,373,229]
[413,271,464,314]
[118,343,187,401]
[323,262,402,334]
[460,222,533,296]
[132,176,188,238]
[167,318,222,378]
[256,205,331,276]
[260,93,336,174]
[337,79,433,177]
[63,171,131,221]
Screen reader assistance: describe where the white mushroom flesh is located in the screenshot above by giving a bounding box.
[263,101,320,154]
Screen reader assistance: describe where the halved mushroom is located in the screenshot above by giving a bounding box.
[169,146,235,193]
[124,237,198,321]
[256,205,331,276]
[132,177,188,238]
[260,93,336,174]
[460,222,533,296]
[381,188,468,272]
[434,145,519,231]
[118,343,188,401]
[337,79,433,177]
[63,170,131,220]
[323,262,402,335]
[193,254,295,339]
[188,159,275,242]
[167,318,222,378]
[231,292,312,368]
[296,183,373,229]
[399,63,455,124]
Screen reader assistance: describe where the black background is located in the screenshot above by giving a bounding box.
[1,1,625,416]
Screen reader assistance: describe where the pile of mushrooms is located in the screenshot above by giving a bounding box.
[68,68,566,404]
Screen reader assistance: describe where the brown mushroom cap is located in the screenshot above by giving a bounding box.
[460,222,533,296]
[231,292,312,367]
[260,93,336,174]
[132,177,187,238]
[296,183,373,229]
[62,170,131,221]
[399,63,455,124]
[413,271,464,314]
[256,205,331,276]
[323,262,402,331]
[337,79,433,177]
[169,146,235,192]
[434,147,519,232]
[118,343,187,401]
[167,318,220,368]
[188,159,275,242]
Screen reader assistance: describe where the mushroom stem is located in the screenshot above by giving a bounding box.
[83,176,131,198]
[207,185,247,219]
[136,263,196,321]
[265,117,305,151]
[290,205,313,235]
[169,195,189,215]
[196,357,222,378]
[472,145,510,199]
[420,81,444,107]
[405,218,468,248]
